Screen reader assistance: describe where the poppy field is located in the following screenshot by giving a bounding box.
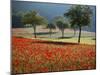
[12,36,96,74]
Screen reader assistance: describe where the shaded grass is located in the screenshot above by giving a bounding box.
[33,37,95,45]
[32,32,57,35]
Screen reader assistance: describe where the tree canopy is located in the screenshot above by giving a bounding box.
[64,5,92,27]
[54,16,69,30]
[21,11,47,25]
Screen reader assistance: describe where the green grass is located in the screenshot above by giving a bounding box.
[33,37,95,45]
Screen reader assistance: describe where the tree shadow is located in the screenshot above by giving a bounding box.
[58,36,73,39]
[92,38,96,40]
[81,36,95,38]
[14,36,25,38]
[32,40,79,45]
[32,32,57,35]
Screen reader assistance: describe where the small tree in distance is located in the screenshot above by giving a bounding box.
[47,23,56,38]
[54,16,69,38]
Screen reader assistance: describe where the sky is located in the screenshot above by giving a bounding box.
[12,1,96,32]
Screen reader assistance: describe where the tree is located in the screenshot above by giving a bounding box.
[54,16,69,38]
[47,23,56,38]
[64,5,92,43]
[21,10,47,38]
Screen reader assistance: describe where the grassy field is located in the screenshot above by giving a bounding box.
[12,27,96,45]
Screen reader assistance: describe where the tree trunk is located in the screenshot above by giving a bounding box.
[61,24,64,38]
[49,28,52,38]
[78,26,81,43]
[62,29,64,38]
[73,28,76,37]
[33,24,36,38]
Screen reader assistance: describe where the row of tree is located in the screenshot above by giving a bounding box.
[14,5,92,43]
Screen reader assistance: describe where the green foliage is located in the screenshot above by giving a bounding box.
[56,21,68,30]
[47,23,56,29]
[64,5,92,27]
[21,10,48,26]
[54,16,69,30]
